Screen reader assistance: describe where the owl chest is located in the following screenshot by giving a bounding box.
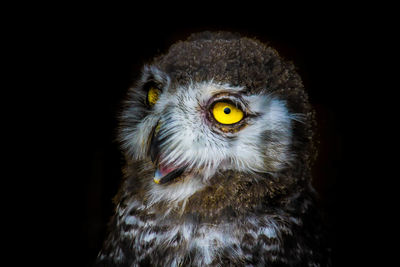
[121,209,281,266]
[127,220,237,265]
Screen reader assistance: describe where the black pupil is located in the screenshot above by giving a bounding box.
[224,107,231,114]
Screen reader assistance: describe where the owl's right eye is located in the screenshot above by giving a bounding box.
[212,101,244,125]
[147,87,161,107]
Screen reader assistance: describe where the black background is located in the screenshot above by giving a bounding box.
[15,5,381,267]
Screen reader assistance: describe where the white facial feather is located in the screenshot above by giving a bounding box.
[121,75,297,204]
[233,93,293,172]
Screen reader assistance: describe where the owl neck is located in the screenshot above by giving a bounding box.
[184,170,310,220]
[131,169,314,224]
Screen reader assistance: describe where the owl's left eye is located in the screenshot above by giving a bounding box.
[212,101,244,125]
[147,87,161,107]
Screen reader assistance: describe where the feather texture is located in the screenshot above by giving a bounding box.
[97,31,330,266]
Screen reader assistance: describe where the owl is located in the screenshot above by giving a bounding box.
[97,31,331,266]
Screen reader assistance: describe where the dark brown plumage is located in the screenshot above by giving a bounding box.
[97,31,330,266]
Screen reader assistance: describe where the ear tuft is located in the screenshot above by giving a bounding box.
[141,65,171,88]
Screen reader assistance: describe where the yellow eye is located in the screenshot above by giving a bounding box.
[212,102,244,125]
[147,87,161,107]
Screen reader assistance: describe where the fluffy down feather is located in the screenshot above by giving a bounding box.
[97,31,330,266]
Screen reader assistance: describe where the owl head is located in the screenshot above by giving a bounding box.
[118,32,315,205]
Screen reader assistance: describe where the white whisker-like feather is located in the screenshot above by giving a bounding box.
[119,80,294,204]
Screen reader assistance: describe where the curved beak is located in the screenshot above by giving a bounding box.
[149,121,187,185]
